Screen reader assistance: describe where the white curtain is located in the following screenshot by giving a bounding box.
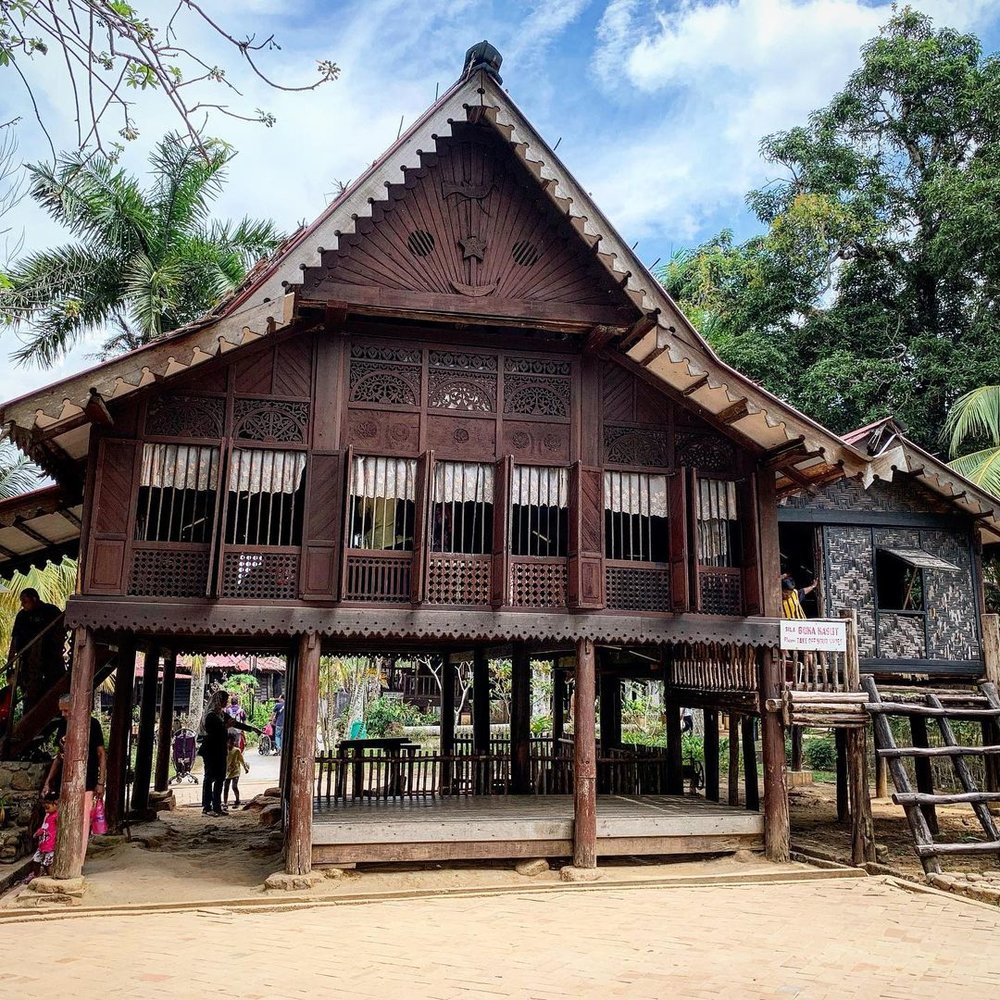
[141,443,219,490]
[433,462,494,504]
[229,449,306,494]
[697,478,737,521]
[603,472,668,518]
[511,465,568,508]
[698,478,738,566]
[351,455,417,501]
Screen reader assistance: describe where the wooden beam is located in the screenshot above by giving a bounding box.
[762,436,806,465]
[511,644,531,794]
[583,325,619,355]
[441,654,457,792]
[51,627,96,880]
[59,507,83,529]
[717,399,751,425]
[286,631,321,876]
[682,374,710,397]
[12,518,54,547]
[153,650,177,793]
[619,310,661,352]
[105,638,136,836]
[573,637,597,869]
[84,389,114,427]
[131,649,159,816]
[704,708,720,802]
[759,648,790,862]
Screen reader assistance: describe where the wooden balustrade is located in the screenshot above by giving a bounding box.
[342,550,413,602]
[670,642,758,692]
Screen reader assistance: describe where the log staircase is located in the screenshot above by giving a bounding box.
[863,676,1000,875]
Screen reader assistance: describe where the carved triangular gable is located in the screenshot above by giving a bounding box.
[301,122,636,323]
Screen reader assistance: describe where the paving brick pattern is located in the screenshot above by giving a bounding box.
[6,878,1000,998]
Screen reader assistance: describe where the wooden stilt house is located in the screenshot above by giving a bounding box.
[7,42,995,879]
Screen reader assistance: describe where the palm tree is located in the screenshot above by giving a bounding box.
[1,133,283,367]
[0,558,78,661]
[944,386,1000,496]
[0,440,39,499]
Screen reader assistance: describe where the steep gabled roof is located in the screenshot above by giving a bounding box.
[0,43,864,492]
[843,417,1000,540]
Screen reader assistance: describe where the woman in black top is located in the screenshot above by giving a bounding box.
[200,690,259,816]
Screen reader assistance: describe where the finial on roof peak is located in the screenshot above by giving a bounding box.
[462,40,503,84]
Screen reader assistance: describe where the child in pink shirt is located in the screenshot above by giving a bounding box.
[29,794,59,881]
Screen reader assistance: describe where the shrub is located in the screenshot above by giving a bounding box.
[805,735,837,771]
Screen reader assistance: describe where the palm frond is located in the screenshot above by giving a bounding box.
[948,447,1000,497]
[0,441,40,499]
[944,385,1000,458]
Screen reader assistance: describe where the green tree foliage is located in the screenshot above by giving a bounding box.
[0,132,283,366]
[0,438,38,498]
[662,9,1000,450]
[944,385,1000,494]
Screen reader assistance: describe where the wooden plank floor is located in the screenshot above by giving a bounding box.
[312,795,764,864]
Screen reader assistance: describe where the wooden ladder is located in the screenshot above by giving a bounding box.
[863,676,1000,874]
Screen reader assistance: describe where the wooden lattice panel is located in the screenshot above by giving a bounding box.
[343,553,412,603]
[425,554,492,607]
[510,559,568,608]
[221,552,299,600]
[699,569,743,616]
[127,548,209,597]
[305,127,630,309]
[605,565,670,612]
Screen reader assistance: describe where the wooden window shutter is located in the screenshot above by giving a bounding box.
[300,449,344,599]
[568,461,604,609]
[491,456,513,608]
[85,437,139,594]
[738,472,762,615]
[669,467,690,613]
[410,451,432,603]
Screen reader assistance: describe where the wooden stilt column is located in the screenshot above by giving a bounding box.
[599,669,622,754]
[742,715,759,810]
[552,665,566,744]
[728,713,740,806]
[472,649,490,754]
[791,726,803,772]
[664,691,683,795]
[511,644,531,794]
[846,726,876,864]
[704,708,720,801]
[105,636,136,835]
[131,648,159,816]
[835,730,849,823]
[981,614,1000,792]
[759,647,790,862]
[440,654,457,793]
[286,632,320,876]
[153,649,177,793]
[573,637,597,869]
[909,715,939,835]
[52,627,97,880]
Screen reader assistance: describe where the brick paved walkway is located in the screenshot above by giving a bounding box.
[7,878,999,998]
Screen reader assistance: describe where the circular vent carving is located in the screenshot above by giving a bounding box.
[512,240,540,266]
[407,230,435,257]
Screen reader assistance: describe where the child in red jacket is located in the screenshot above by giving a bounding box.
[28,793,59,881]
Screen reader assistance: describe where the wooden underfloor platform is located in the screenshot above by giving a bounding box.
[312,795,764,864]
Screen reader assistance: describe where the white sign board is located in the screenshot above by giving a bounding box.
[780,619,848,652]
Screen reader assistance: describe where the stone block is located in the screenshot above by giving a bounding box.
[559,866,601,883]
[264,870,324,891]
[29,876,86,897]
[264,786,282,798]
[788,770,814,787]
[515,858,550,877]
[259,803,282,827]
[149,791,176,812]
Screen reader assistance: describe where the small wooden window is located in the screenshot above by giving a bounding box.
[430,462,494,554]
[224,449,306,546]
[510,466,569,557]
[135,443,219,543]
[349,455,417,551]
[697,478,740,567]
[604,471,669,562]
[876,550,924,611]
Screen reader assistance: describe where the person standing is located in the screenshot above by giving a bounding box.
[5,588,65,716]
[225,694,248,751]
[781,573,816,620]
[270,694,285,754]
[41,694,105,856]
[199,690,259,816]
[224,731,250,807]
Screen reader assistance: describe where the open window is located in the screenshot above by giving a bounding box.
[224,449,306,546]
[510,465,569,557]
[430,461,494,554]
[135,443,219,543]
[874,547,959,611]
[603,471,669,562]
[348,455,417,551]
[696,478,740,567]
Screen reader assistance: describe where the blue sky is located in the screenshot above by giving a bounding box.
[2,0,999,398]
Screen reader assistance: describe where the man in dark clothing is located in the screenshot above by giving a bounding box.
[6,588,65,716]
[271,694,285,753]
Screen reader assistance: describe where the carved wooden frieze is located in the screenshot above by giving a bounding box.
[502,421,570,462]
[347,409,420,455]
[603,425,669,468]
[145,394,225,439]
[675,431,737,476]
[233,399,310,443]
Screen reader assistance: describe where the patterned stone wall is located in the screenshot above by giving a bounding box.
[824,526,876,657]
[784,475,953,515]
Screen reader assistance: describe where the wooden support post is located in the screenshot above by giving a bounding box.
[728,713,740,806]
[440,654,457,793]
[52,627,97,880]
[704,708,720,801]
[791,726,803,772]
[875,751,890,799]
[759,647,790,862]
[511,644,531,794]
[982,616,1000,792]
[153,649,177,793]
[472,649,490,753]
[286,632,320,876]
[836,730,849,823]
[105,637,136,835]
[552,665,566,744]
[742,715,759,810]
[599,668,622,754]
[573,637,597,869]
[131,648,159,816]
[846,726,876,865]
[664,688,684,796]
[910,715,939,835]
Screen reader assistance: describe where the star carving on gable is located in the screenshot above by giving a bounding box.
[459,235,487,261]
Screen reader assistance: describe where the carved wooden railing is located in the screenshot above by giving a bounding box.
[425,552,491,607]
[670,642,758,692]
[605,560,671,612]
[342,550,413,603]
[509,556,568,609]
[128,542,210,597]
[698,566,743,616]
[221,546,299,600]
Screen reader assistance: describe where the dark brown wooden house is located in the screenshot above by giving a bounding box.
[9,43,996,880]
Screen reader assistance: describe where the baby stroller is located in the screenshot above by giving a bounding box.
[169,728,200,784]
[258,722,275,756]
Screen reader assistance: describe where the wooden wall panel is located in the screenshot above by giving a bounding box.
[301,450,343,600]
[669,468,690,612]
[274,337,313,398]
[501,421,570,463]
[426,414,496,461]
[346,409,420,456]
[233,348,274,395]
[569,463,604,610]
[85,438,139,594]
